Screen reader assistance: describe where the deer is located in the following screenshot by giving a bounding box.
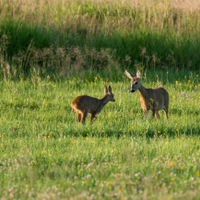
[71,86,115,123]
[125,70,169,120]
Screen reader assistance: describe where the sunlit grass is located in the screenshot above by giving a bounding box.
[0,69,200,198]
[0,0,200,198]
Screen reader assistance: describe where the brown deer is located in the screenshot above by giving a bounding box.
[125,70,169,120]
[71,86,115,123]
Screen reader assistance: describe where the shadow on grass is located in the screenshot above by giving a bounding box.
[61,126,200,139]
[0,18,200,77]
[1,101,39,110]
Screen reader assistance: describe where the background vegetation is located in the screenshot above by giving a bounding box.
[0,0,200,80]
[0,0,200,199]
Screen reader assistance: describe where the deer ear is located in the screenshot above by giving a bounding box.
[109,86,112,93]
[104,86,108,94]
[125,70,135,79]
[136,70,142,78]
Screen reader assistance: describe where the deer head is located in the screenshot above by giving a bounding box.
[125,70,142,93]
[104,86,115,102]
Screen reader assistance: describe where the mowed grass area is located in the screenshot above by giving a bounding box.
[0,70,200,199]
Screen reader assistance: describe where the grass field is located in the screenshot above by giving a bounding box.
[0,0,200,199]
[0,70,200,199]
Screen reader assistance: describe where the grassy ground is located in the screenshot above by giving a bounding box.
[0,69,200,199]
[0,0,200,199]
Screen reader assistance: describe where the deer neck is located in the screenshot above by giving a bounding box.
[137,84,148,99]
[98,95,110,110]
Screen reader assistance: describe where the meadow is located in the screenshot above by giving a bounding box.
[0,0,200,199]
[0,71,200,199]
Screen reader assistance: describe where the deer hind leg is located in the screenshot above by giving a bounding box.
[90,113,97,122]
[163,107,168,120]
[155,111,160,120]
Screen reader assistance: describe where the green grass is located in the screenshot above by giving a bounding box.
[0,70,200,199]
[0,0,200,199]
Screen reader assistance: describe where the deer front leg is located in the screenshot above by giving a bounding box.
[163,108,168,120]
[81,111,88,124]
[90,113,97,122]
[155,111,160,120]
[152,109,156,119]
[77,112,82,122]
[143,109,148,120]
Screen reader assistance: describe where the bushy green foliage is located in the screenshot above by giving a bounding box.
[0,0,200,75]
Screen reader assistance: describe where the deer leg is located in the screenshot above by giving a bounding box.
[151,109,155,119]
[82,111,88,124]
[163,107,168,120]
[155,111,160,120]
[77,112,82,122]
[143,110,148,120]
[90,113,97,122]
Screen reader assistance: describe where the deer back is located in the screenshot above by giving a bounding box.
[71,86,115,114]
[71,95,101,113]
